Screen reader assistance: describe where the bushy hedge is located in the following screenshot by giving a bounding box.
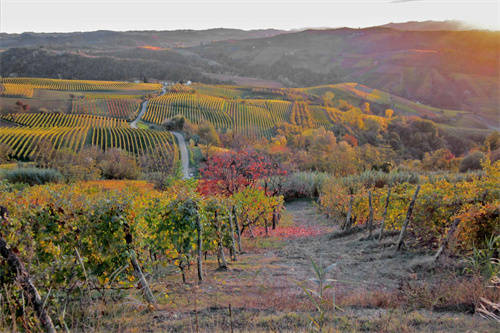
[4,167,62,185]
[338,170,420,189]
[459,151,486,172]
[267,171,329,200]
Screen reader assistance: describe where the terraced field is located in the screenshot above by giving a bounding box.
[145,92,295,138]
[144,92,232,129]
[0,83,35,98]
[71,97,141,120]
[0,77,161,92]
[0,126,178,160]
[0,77,179,161]
[1,113,127,128]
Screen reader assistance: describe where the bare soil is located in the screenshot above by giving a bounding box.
[109,200,498,332]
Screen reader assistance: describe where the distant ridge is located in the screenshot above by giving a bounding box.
[380,20,475,31]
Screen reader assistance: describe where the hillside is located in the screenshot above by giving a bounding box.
[379,20,474,31]
[1,26,498,127]
[0,28,285,49]
[0,47,220,83]
[191,28,500,124]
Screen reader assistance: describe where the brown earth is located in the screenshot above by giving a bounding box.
[98,200,498,332]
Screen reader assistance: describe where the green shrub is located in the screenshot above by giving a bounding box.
[268,171,329,200]
[162,115,185,131]
[459,151,486,172]
[99,148,139,179]
[339,170,419,189]
[4,168,62,185]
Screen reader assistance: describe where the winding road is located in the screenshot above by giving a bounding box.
[130,100,148,129]
[130,85,191,179]
[171,131,190,179]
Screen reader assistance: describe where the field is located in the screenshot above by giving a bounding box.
[138,81,486,140]
[0,77,490,159]
[0,77,161,92]
[0,78,180,160]
[0,77,498,332]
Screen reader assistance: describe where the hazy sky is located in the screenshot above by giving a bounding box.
[1,0,498,33]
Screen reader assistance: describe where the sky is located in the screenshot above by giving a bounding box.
[1,0,498,33]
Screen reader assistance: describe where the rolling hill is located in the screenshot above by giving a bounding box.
[1,25,498,128]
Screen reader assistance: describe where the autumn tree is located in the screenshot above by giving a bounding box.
[422,148,456,171]
[198,149,286,196]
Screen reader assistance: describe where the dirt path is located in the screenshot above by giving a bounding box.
[279,200,412,292]
[171,131,190,179]
[143,200,496,332]
[129,85,191,179]
[130,100,148,128]
[130,85,166,128]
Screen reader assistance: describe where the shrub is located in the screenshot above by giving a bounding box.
[339,170,419,189]
[99,148,139,179]
[459,151,486,172]
[4,168,62,185]
[268,171,329,200]
[162,114,185,131]
[0,143,12,163]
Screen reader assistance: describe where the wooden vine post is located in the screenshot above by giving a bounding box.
[123,223,156,305]
[343,194,354,230]
[378,186,392,242]
[433,218,461,262]
[0,207,56,333]
[129,250,156,305]
[228,211,238,261]
[367,190,374,238]
[272,209,278,230]
[196,214,204,282]
[395,185,421,252]
[215,211,228,270]
[232,206,242,253]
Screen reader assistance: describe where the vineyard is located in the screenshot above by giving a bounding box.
[89,127,178,156]
[140,84,394,138]
[145,92,232,129]
[0,83,35,98]
[226,99,276,138]
[71,97,141,120]
[1,113,127,128]
[0,77,161,92]
[0,77,498,331]
[290,101,314,127]
[144,92,296,138]
[0,78,185,165]
[0,126,178,159]
[0,127,89,159]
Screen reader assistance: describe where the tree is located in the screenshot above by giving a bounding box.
[99,148,139,179]
[361,102,371,114]
[322,91,335,108]
[422,148,456,171]
[484,131,500,152]
[197,121,220,157]
[0,143,12,163]
[198,149,286,196]
[162,115,185,131]
[459,151,486,172]
[139,145,177,189]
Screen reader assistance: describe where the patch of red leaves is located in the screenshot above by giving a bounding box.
[248,225,326,239]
